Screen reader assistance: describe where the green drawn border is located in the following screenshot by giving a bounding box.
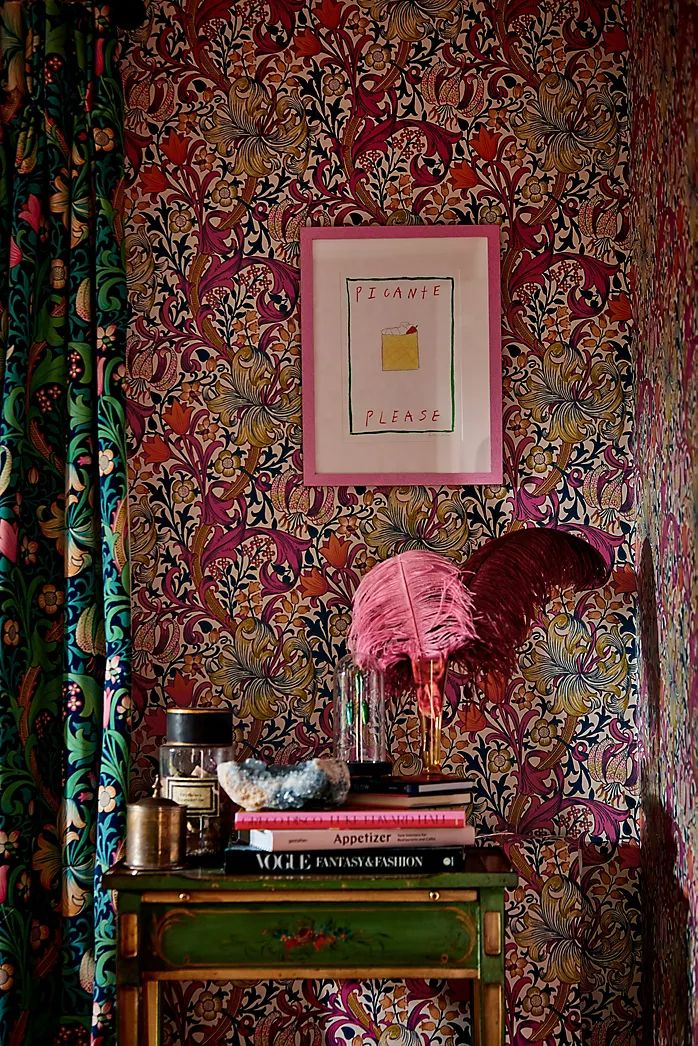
[346,277,456,435]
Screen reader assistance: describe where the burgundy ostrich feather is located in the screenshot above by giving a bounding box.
[458,528,609,682]
[348,550,476,673]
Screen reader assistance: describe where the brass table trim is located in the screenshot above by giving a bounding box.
[145,981,160,1046]
[120,913,139,959]
[143,965,481,981]
[141,888,478,904]
[483,911,502,956]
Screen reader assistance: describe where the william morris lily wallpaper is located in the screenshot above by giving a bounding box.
[118,0,648,1041]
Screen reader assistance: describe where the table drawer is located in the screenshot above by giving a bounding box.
[144,897,480,977]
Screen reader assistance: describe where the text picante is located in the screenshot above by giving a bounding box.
[353,282,443,302]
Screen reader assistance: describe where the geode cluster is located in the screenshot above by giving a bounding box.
[217,757,350,811]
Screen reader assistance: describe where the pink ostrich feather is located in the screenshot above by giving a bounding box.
[348,550,477,673]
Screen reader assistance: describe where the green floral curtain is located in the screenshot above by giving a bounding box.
[0,2,131,1043]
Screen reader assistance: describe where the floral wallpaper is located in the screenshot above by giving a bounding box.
[630,0,698,1042]
[119,0,641,1041]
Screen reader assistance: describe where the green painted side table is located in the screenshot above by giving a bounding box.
[104,847,516,1046]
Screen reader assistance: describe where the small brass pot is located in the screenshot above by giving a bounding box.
[125,797,186,869]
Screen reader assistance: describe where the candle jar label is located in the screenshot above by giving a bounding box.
[164,777,219,816]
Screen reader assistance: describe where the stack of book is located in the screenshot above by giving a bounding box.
[225,775,474,875]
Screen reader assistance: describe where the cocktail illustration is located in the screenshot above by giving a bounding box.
[381,324,420,371]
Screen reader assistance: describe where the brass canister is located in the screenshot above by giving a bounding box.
[125,797,186,869]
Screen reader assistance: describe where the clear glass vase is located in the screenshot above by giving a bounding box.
[333,656,388,772]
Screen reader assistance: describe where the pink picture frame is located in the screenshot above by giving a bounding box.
[300,226,502,487]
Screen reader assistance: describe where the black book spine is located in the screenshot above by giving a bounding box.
[350,779,419,795]
[225,846,466,875]
[349,780,471,798]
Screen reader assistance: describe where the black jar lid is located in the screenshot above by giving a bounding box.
[165,707,233,746]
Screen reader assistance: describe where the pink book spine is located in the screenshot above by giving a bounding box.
[235,808,466,830]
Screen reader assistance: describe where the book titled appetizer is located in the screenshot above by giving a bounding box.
[245,825,475,851]
[225,845,467,875]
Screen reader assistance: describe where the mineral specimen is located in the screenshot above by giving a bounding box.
[217,757,351,811]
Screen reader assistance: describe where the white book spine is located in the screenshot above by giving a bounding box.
[247,825,475,852]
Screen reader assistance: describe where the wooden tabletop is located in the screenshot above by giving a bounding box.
[103,845,517,893]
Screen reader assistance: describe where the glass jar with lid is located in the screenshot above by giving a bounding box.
[159,708,234,864]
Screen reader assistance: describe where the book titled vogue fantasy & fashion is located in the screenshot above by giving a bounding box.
[225,844,467,875]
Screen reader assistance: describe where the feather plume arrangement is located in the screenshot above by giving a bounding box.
[348,550,477,673]
[457,528,609,683]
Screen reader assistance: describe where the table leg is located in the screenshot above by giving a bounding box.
[118,985,140,1046]
[144,980,161,1046]
[471,978,481,1046]
[474,980,503,1046]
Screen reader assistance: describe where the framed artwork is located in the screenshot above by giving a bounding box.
[300,226,502,486]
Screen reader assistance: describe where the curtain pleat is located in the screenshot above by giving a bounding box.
[0,3,131,1043]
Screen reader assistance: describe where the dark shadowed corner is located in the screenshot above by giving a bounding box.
[638,538,690,1046]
